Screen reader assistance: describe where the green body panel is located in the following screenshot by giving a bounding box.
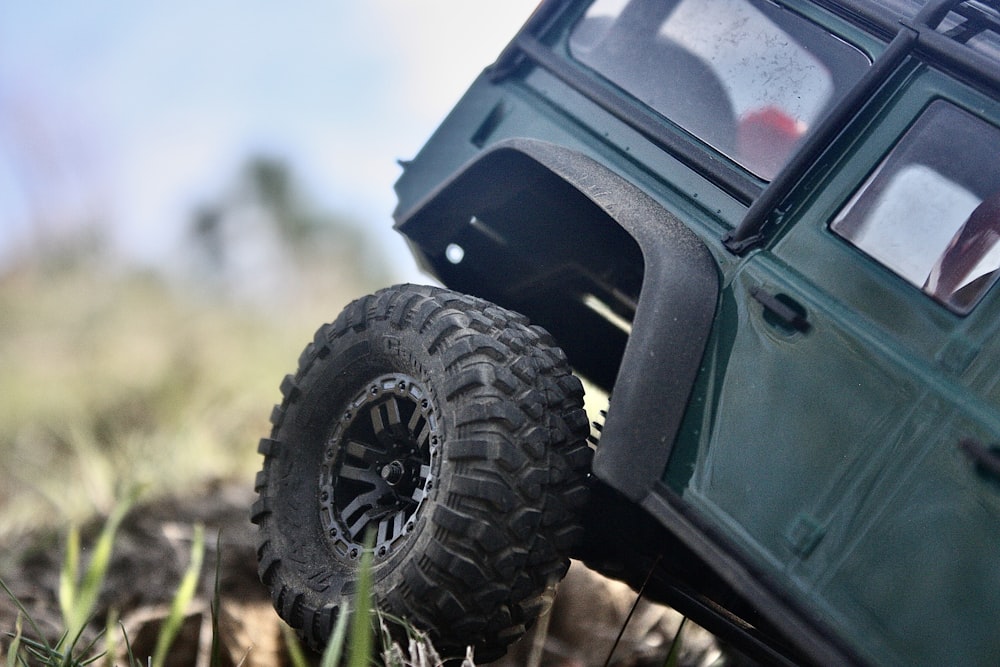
[667,64,1000,664]
[393,1,1000,663]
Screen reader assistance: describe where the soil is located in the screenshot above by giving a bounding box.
[0,481,740,667]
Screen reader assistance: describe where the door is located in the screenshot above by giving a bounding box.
[680,96,1000,665]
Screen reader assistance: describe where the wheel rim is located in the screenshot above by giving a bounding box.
[319,373,440,562]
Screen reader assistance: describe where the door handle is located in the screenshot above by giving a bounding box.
[958,438,1000,481]
[750,287,810,333]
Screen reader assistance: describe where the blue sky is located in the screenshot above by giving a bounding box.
[0,1,537,279]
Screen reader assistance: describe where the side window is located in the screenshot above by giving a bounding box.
[831,101,1000,314]
[568,0,869,179]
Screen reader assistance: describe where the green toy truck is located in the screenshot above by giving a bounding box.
[252,0,1000,664]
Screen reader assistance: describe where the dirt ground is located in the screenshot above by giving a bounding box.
[0,481,744,667]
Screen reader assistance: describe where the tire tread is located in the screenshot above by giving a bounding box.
[253,284,591,658]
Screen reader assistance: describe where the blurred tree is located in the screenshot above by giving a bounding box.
[245,156,324,250]
[188,154,391,302]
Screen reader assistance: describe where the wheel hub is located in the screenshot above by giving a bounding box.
[380,460,407,486]
[319,373,440,561]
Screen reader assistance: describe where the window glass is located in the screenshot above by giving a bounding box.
[569,0,869,179]
[831,101,1000,314]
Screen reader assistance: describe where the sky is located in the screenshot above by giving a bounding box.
[0,1,539,280]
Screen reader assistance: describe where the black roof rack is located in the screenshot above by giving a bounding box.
[910,0,1000,90]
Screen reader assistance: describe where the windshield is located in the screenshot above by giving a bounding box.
[569,0,870,179]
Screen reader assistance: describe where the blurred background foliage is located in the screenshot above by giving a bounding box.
[0,153,394,539]
[0,2,539,543]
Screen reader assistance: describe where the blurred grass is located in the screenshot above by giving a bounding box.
[0,244,386,539]
[59,487,139,646]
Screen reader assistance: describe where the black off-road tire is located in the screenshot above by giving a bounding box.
[251,284,592,661]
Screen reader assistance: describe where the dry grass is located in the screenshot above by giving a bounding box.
[0,245,379,539]
[0,235,391,664]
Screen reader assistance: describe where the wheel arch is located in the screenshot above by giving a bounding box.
[394,138,720,501]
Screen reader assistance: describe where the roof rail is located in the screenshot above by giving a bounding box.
[909,0,1000,90]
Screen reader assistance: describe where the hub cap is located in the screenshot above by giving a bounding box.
[319,374,440,561]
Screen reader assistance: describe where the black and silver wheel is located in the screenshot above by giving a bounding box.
[252,284,591,660]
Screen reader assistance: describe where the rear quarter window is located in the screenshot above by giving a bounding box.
[831,101,1000,314]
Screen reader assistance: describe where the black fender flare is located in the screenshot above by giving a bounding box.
[395,138,719,501]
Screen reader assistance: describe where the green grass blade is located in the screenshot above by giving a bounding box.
[209,531,222,667]
[151,523,205,667]
[58,525,80,632]
[346,540,374,667]
[102,609,119,667]
[21,636,64,664]
[73,625,108,666]
[118,621,139,667]
[279,623,309,667]
[6,612,24,666]
[62,488,140,645]
[663,616,688,667]
[79,649,108,666]
[319,603,350,667]
[59,616,92,666]
[0,578,52,654]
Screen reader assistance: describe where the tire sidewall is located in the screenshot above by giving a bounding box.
[265,315,450,610]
